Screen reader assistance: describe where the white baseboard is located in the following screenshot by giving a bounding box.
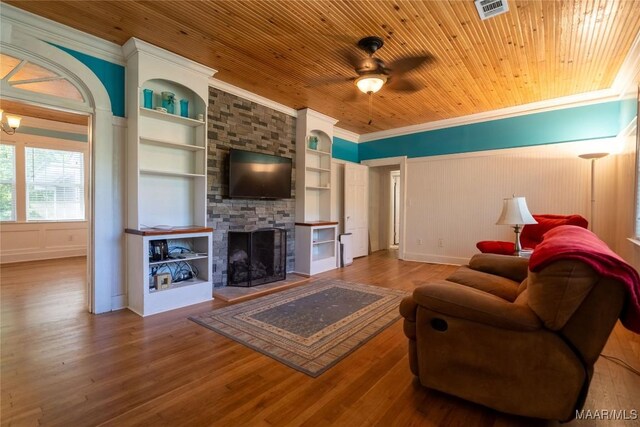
[403,252,469,266]
[111,294,127,310]
[1,248,87,264]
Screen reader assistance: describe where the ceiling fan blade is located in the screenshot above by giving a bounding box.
[386,78,422,93]
[387,55,434,76]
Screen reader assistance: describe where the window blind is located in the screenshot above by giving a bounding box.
[0,144,16,221]
[26,147,84,221]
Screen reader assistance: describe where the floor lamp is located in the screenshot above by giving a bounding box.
[578,152,609,231]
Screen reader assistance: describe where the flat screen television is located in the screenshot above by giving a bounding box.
[228,149,292,199]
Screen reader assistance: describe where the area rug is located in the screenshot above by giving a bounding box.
[190,278,408,377]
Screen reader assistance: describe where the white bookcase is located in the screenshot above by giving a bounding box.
[126,229,212,316]
[294,109,340,276]
[123,38,216,316]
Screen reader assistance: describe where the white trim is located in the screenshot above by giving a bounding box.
[1,248,87,264]
[0,4,124,65]
[304,108,339,125]
[209,78,297,117]
[331,158,358,165]
[404,251,468,266]
[359,90,620,142]
[112,116,127,127]
[123,38,216,77]
[361,156,407,167]
[333,127,360,143]
[111,294,127,310]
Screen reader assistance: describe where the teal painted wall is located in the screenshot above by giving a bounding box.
[50,44,125,117]
[19,126,88,142]
[332,137,359,163]
[359,99,637,161]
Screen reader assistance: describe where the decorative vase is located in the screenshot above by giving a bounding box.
[308,136,318,150]
[161,91,175,114]
[180,99,189,118]
[143,89,153,109]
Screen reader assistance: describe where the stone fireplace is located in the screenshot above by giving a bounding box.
[227,228,286,287]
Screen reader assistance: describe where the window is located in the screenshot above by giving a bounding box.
[0,145,16,221]
[25,148,84,221]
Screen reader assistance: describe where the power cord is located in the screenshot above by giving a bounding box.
[600,353,640,376]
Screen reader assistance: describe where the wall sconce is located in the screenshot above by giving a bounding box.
[0,109,22,135]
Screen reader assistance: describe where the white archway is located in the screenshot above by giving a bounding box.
[1,22,118,313]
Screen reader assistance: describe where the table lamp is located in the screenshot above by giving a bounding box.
[496,196,537,256]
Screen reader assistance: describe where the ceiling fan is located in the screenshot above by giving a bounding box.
[345,36,434,96]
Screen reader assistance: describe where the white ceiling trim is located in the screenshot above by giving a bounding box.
[333,127,360,142]
[0,3,124,65]
[612,29,640,97]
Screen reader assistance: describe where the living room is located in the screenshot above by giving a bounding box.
[1,1,639,425]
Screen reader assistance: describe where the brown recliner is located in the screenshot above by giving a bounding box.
[400,253,626,421]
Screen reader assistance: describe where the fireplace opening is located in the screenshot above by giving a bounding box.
[227,228,286,287]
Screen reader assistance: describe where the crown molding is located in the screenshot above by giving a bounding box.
[333,127,360,142]
[0,3,124,65]
[299,108,339,125]
[358,89,620,143]
[123,37,216,77]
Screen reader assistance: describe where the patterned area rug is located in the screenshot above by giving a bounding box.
[190,278,408,377]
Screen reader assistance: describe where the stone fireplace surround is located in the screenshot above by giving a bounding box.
[206,87,296,287]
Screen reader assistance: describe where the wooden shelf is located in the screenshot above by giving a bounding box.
[306,185,330,190]
[125,226,213,236]
[140,169,205,178]
[306,148,331,156]
[140,136,205,151]
[306,166,331,173]
[140,107,205,127]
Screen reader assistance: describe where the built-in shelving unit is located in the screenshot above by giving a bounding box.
[294,109,340,276]
[125,228,212,316]
[123,37,216,316]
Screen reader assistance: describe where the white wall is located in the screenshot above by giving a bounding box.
[610,120,640,271]
[403,139,623,265]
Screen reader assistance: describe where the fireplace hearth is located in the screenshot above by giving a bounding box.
[227,228,286,287]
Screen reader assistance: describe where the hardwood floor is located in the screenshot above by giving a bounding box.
[1,252,638,426]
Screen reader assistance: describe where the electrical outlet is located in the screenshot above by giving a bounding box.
[438,238,444,248]
[417,238,423,245]
[68,235,74,242]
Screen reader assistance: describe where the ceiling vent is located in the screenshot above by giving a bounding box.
[474,0,509,20]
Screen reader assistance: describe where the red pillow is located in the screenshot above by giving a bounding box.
[476,241,515,255]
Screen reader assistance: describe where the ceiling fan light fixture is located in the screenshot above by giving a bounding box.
[355,74,387,94]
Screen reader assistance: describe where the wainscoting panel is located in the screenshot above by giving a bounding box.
[402,140,616,264]
[1,221,88,263]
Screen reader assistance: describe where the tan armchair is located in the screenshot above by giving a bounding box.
[400,253,626,421]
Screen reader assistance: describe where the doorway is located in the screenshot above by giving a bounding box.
[0,30,118,313]
[362,156,407,259]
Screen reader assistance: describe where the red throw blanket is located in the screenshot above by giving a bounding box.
[529,225,640,334]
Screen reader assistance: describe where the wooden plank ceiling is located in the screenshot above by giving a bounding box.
[7,1,640,134]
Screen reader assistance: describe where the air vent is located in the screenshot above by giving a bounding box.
[474,0,509,20]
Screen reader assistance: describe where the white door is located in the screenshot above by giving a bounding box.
[344,163,369,258]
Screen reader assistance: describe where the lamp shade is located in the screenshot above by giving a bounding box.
[496,196,537,226]
[355,75,387,94]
